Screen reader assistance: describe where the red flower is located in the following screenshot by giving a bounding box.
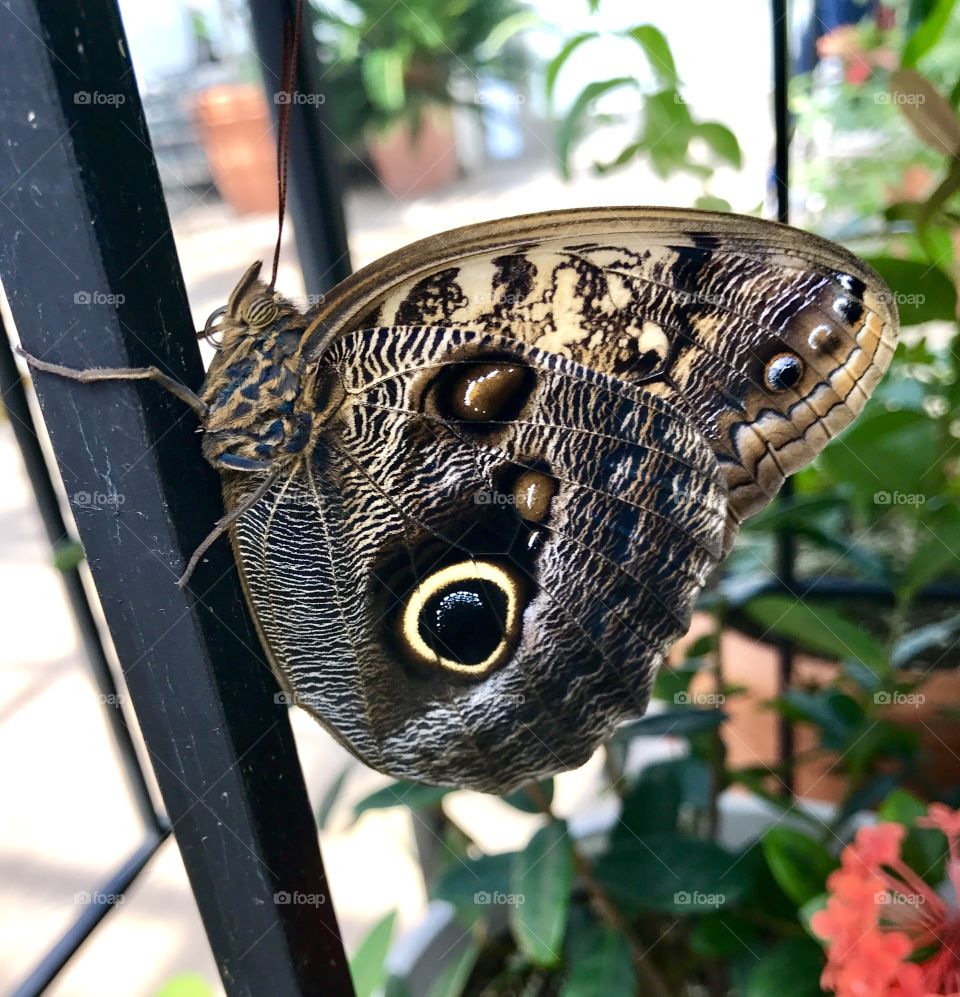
[811,807,960,995]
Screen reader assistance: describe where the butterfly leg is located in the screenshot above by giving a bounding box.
[16,347,208,419]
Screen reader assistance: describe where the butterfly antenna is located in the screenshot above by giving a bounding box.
[269,0,306,293]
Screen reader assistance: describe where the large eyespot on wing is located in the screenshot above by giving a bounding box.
[250,325,727,793]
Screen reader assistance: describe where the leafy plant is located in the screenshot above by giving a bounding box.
[311,0,533,144]
[546,21,741,198]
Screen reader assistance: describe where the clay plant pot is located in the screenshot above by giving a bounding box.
[366,106,459,199]
[194,83,278,216]
[676,615,960,803]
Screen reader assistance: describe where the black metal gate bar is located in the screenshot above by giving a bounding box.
[12,831,170,997]
[771,0,797,794]
[0,2,354,994]
[248,0,353,298]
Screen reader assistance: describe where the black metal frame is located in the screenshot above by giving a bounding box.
[3,0,954,994]
[0,2,353,995]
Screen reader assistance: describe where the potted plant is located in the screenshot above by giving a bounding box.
[312,0,532,197]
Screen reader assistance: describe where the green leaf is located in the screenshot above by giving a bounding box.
[902,505,960,598]
[363,48,407,113]
[621,25,677,85]
[836,772,905,826]
[545,32,599,106]
[426,943,480,997]
[903,0,958,67]
[316,766,351,830]
[615,708,726,738]
[480,11,544,59]
[821,406,943,500]
[745,937,825,997]
[799,894,828,937]
[53,539,85,572]
[555,77,638,179]
[775,689,866,749]
[762,827,838,906]
[153,975,215,997]
[502,779,554,813]
[433,851,517,926]
[594,834,749,915]
[879,789,947,883]
[695,195,732,212]
[561,926,636,996]
[354,781,450,819]
[509,822,575,967]
[618,758,710,836]
[689,913,761,957]
[891,614,960,668]
[861,256,957,325]
[694,122,742,167]
[742,595,887,670]
[350,910,397,997]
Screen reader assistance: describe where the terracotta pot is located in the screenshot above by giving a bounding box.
[367,107,459,199]
[194,83,278,215]
[674,614,960,803]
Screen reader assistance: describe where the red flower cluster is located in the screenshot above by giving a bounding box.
[811,805,960,996]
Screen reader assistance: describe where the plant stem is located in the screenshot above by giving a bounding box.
[524,782,674,997]
[707,609,726,840]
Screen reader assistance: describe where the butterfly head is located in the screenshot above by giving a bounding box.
[199,261,301,350]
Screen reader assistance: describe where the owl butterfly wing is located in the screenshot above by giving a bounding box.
[228,326,727,792]
[308,208,899,544]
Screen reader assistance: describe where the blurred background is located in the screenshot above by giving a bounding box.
[2,0,959,994]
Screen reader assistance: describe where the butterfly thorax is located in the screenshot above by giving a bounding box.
[199,263,323,473]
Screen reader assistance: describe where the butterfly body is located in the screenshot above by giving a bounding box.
[25,208,898,793]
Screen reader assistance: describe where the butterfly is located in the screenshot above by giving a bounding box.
[22,206,898,794]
